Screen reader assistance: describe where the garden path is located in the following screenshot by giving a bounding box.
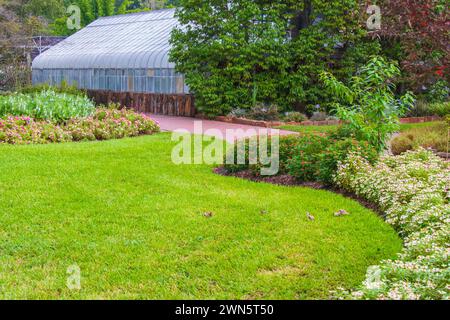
[148,115,297,142]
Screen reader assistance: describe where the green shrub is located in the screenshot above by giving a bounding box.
[391,135,414,155]
[247,104,279,121]
[288,136,378,184]
[0,90,95,123]
[223,132,380,184]
[287,135,331,181]
[171,2,376,117]
[407,100,449,117]
[428,101,450,117]
[283,112,307,123]
[425,79,449,103]
[317,139,378,184]
[227,108,248,119]
[310,111,329,121]
[407,100,432,117]
[223,134,304,175]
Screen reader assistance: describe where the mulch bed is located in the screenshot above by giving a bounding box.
[214,167,382,216]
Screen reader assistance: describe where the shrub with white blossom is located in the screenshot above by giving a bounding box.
[334,148,449,300]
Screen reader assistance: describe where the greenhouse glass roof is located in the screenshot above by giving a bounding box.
[32,9,178,70]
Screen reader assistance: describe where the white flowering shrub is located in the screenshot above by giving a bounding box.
[334,148,449,300]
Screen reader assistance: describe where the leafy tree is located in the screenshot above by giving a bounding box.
[321,56,415,151]
[170,0,378,117]
[373,0,449,91]
[23,0,66,21]
[0,0,47,91]
[49,0,147,35]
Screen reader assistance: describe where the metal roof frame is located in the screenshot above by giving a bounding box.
[32,9,178,70]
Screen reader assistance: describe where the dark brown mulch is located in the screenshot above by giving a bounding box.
[214,167,309,187]
[214,167,383,216]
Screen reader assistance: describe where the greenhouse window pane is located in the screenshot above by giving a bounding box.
[146,77,154,92]
[155,78,161,93]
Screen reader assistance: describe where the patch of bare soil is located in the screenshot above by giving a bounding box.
[214,167,382,216]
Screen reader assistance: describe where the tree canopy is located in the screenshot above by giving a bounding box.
[372,0,449,89]
[170,0,379,116]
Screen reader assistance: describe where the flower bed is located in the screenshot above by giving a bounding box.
[0,108,160,145]
[334,149,449,300]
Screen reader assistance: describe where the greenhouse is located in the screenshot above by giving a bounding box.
[32,9,188,94]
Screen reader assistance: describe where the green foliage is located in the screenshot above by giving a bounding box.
[316,139,378,184]
[227,108,248,119]
[247,104,279,121]
[286,134,331,182]
[309,111,330,121]
[223,134,304,175]
[223,132,379,185]
[407,100,450,118]
[23,0,65,21]
[0,90,95,123]
[282,112,307,123]
[50,0,150,35]
[428,101,450,117]
[287,135,378,184]
[321,56,416,151]
[20,81,86,96]
[170,0,376,117]
[425,79,449,103]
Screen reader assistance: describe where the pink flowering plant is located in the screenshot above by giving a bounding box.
[0,107,160,145]
[334,149,449,300]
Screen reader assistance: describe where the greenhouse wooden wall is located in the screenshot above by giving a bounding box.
[87,90,196,117]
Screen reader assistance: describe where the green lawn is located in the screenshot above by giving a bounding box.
[0,134,402,299]
[277,122,439,135]
[277,124,338,134]
[399,121,441,131]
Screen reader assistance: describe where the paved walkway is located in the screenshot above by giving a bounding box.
[149,115,296,142]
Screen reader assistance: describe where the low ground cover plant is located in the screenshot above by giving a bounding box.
[0,90,95,123]
[334,149,450,300]
[0,107,159,145]
[391,120,449,155]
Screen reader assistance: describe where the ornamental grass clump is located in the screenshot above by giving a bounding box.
[334,149,449,300]
[0,90,95,123]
